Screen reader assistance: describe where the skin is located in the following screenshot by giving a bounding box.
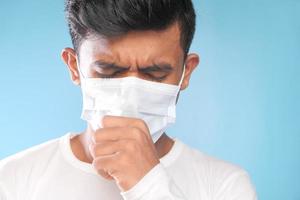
[61,22,199,192]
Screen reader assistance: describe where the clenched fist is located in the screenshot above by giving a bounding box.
[88,115,160,191]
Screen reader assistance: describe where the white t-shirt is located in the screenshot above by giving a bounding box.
[0,132,257,200]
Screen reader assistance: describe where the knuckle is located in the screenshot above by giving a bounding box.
[135,119,148,130]
[98,169,113,180]
[130,127,140,137]
[132,127,144,141]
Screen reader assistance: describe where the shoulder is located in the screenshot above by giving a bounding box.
[173,139,246,175]
[0,135,62,191]
[0,136,60,169]
[171,139,257,199]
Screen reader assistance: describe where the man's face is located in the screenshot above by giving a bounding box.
[62,22,199,90]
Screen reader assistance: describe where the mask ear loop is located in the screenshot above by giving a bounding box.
[178,64,186,87]
[76,58,86,79]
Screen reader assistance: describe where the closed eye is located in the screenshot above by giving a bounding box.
[139,64,173,81]
[94,68,128,78]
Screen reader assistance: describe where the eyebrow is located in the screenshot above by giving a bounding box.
[91,60,129,70]
[139,63,174,73]
[91,60,174,72]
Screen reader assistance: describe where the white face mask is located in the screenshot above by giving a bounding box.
[79,64,185,143]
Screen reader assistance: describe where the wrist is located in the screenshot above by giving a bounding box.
[120,163,168,200]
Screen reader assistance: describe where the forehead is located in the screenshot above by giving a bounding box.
[78,22,184,66]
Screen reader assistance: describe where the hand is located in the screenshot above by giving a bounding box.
[89,115,160,191]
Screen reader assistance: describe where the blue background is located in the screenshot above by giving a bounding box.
[0,0,299,199]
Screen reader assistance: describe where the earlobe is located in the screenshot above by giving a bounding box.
[61,48,81,85]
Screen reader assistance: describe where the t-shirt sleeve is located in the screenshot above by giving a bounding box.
[215,170,257,200]
[120,163,187,200]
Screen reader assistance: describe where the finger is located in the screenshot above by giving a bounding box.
[92,153,122,176]
[96,169,114,180]
[92,127,145,143]
[102,115,149,133]
[89,140,129,158]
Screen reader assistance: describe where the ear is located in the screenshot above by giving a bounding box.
[180,53,200,90]
[61,48,81,85]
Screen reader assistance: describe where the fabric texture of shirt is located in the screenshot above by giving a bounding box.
[0,132,257,200]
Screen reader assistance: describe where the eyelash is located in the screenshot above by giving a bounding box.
[95,71,168,81]
[145,74,167,82]
[95,70,123,79]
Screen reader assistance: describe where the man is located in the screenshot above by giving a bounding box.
[0,0,257,199]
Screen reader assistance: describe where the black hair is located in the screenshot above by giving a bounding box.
[64,0,196,55]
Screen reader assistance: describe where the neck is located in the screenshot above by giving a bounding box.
[70,125,174,164]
